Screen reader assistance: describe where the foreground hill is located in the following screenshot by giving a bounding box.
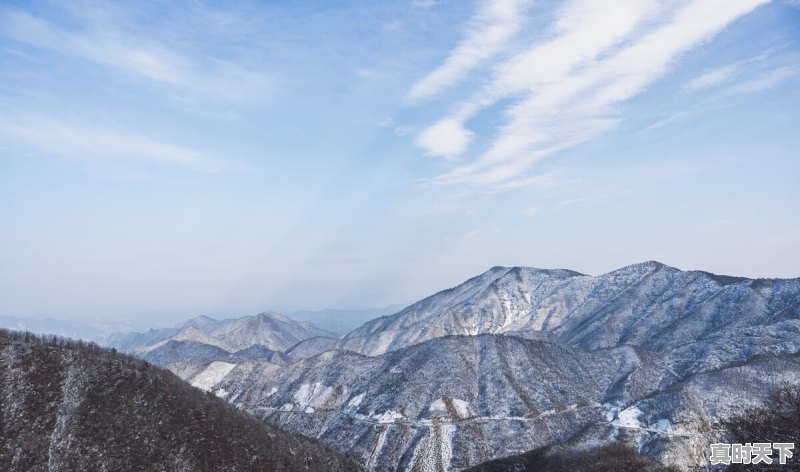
[0,329,359,472]
[466,442,679,472]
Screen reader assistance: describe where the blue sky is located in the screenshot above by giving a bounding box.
[1,0,799,324]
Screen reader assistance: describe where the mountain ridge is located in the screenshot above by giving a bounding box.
[103,261,800,470]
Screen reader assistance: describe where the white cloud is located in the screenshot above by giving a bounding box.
[414,0,768,188]
[407,0,530,100]
[684,64,740,90]
[0,9,271,103]
[415,119,474,159]
[0,116,225,172]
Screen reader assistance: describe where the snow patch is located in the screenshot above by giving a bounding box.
[348,392,366,408]
[612,406,643,428]
[190,361,236,392]
[367,426,389,469]
[429,397,472,418]
[650,418,674,433]
[293,382,335,409]
[372,410,404,423]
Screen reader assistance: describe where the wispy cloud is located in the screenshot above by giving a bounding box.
[407,0,530,100]
[0,115,226,172]
[682,48,778,92]
[722,65,799,94]
[684,64,740,90]
[0,7,271,104]
[413,0,769,189]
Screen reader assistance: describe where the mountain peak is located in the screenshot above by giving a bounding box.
[486,265,585,278]
[181,315,219,329]
[610,260,677,274]
[254,311,290,322]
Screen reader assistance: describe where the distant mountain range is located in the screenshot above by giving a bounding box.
[290,305,407,336]
[108,311,335,354]
[0,329,358,471]
[0,315,115,343]
[83,262,800,470]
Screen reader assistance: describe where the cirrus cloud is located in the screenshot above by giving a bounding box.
[412,0,769,188]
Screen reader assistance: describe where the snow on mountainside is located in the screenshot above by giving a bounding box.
[105,326,179,351]
[143,340,289,367]
[141,326,233,353]
[110,312,335,363]
[340,262,800,375]
[215,335,665,470]
[206,334,800,471]
[112,261,800,471]
[209,311,334,352]
[285,336,340,362]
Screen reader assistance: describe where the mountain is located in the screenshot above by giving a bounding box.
[285,336,341,362]
[0,329,359,471]
[209,311,334,352]
[109,311,335,363]
[106,326,180,352]
[181,314,223,333]
[109,262,800,470]
[104,315,227,352]
[140,339,287,365]
[211,334,669,470]
[181,340,800,471]
[0,314,116,343]
[193,333,800,471]
[339,262,800,377]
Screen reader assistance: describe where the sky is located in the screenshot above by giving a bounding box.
[1,0,799,325]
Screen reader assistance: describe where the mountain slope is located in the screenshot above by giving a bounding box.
[340,262,800,378]
[109,311,336,366]
[192,334,800,471]
[209,311,334,352]
[206,334,670,470]
[0,329,359,472]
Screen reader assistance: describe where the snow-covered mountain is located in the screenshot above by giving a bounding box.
[208,311,333,352]
[212,335,667,470]
[196,334,800,471]
[340,262,800,377]
[109,311,335,360]
[113,262,800,470]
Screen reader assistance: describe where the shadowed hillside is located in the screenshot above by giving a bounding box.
[466,442,679,472]
[0,329,360,472]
